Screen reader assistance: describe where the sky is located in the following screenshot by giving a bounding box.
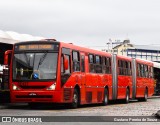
[0,0,160,50]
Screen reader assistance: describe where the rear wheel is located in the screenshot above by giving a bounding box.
[102,88,109,106]
[125,88,130,104]
[138,88,148,102]
[70,89,79,109]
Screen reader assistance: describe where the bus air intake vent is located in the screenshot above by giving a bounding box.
[64,88,72,101]
[86,92,92,103]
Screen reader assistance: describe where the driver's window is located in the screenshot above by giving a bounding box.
[61,54,71,86]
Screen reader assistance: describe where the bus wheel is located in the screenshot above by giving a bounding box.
[138,89,148,102]
[102,88,109,106]
[70,89,79,109]
[125,88,130,104]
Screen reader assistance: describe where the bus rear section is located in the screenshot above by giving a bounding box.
[0,42,13,103]
[111,55,154,102]
[134,59,154,101]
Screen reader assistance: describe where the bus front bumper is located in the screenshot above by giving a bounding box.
[11,90,64,103]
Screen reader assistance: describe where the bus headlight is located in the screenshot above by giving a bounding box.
[46,83,56,90]
[12,84,20,90]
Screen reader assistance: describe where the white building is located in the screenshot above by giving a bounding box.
[109,39,160,63]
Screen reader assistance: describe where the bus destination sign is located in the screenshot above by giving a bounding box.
[16,44,58,51]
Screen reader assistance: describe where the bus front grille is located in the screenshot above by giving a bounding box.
[19,86,46,89]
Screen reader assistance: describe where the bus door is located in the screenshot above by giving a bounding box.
[80,52,86,104]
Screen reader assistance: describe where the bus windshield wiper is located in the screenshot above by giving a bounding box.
[37,51,48,70]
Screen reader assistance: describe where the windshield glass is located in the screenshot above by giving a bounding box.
[13,52,58,81]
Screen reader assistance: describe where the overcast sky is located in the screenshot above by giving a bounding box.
[0,0,160,49]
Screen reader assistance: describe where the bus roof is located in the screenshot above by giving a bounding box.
[60,41,112,57]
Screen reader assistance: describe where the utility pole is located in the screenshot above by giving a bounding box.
[106,42,110,52]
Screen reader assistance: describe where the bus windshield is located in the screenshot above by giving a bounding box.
[13,52,58,81]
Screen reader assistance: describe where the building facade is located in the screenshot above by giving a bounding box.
[110,40,160,63]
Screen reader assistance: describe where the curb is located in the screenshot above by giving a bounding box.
[148,96,160,99]
[0,105,7,109]
[0,103,10,109]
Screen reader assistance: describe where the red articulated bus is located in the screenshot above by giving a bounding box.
[10,39,154,108]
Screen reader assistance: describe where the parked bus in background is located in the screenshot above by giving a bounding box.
[10,39,154,108]
[0,42,13,103]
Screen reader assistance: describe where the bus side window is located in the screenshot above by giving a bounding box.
[129,62,132,76]
[102,57,106,74]
[144,65,148,78]
[89,54,94,73]
[141,64,144,77]
[72,51,80,72]
[81,55,85,72]
[95,55,102,73]
[137,64,141,77]
[122,61,125,75]
[107,57,110,74]
[150,66,153,78]
[106,57,111,74]
[118,60,122,75]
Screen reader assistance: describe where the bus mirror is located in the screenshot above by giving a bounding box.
[64,55,68,70]
[4,50,12,65]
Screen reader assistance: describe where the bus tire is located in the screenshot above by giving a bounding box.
[102,88,109,106]
[70,89,79,109]
[138,89,148,102]
[144,89,148,101]
[124,88,130,104]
